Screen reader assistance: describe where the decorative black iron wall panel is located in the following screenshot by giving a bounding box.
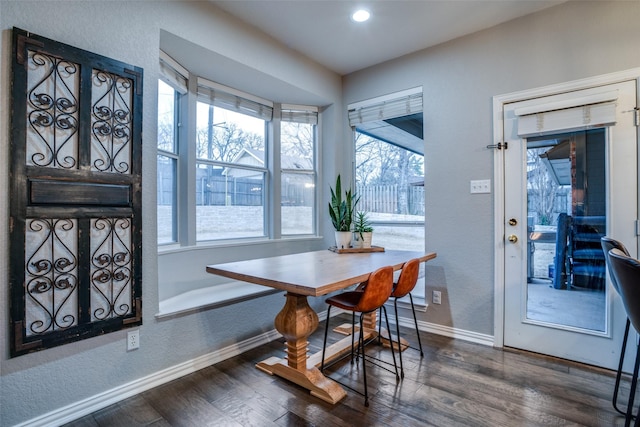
[10,28,143,357]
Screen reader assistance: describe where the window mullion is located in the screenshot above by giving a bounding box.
[181,74,198,247]
[271,104,281,239]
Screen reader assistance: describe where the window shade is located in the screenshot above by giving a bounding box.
[159,50,188,94]
[281,104,318,125]
[197,77,273,121]
[348,91,422,127]
[514,91,618,137]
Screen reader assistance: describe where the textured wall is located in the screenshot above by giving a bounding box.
[2,1,640,425]
[342,1,640,335]
[0,2,341,426]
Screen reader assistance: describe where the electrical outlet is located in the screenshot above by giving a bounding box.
[432,290,442,305]
[127,330,139,351]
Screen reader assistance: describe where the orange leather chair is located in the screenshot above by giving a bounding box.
[320,265,399,407]
[387,258,424,378]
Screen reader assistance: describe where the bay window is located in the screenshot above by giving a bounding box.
[157,54,319,248]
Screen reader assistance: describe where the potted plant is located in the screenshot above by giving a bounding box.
[353,211,374,248]
[328,174,359,248]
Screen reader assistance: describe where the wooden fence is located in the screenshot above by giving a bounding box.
[356,184,424,216]
[158,161,425,215]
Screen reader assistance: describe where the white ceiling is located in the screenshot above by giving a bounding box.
[211,0,565,75]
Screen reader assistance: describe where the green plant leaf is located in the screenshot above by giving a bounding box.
[328,174,358,232]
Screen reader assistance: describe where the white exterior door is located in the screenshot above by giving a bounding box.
[500,79,638,369]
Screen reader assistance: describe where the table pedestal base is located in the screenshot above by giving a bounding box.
[256,357,346,404]
[258,292,352,404]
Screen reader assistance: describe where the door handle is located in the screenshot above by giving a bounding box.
[507,234,518,243]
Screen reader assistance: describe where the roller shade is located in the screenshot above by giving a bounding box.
[197,77,273,121]
[159,50,188,94]
[515,91,618,137]
[348,90,422,126]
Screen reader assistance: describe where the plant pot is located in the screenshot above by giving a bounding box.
[334,231,352,249]
[353,231,373,248]
[359,231,373,248]
[352,232,363,249]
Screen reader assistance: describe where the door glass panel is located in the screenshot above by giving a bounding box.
[526,129,606,332]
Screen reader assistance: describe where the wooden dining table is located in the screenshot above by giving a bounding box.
[206,249,437,404]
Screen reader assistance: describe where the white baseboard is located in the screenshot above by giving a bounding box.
[16,329,282,427]
[332,307,495,347]
[413,319,495,347]
[18,310,491,427]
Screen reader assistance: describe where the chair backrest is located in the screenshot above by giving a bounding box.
[354,265,394,313]
[608,248,640,332]
[391,258,420,298]
[601,237,630,294]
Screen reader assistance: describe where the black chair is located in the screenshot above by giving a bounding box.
[320,265,399,407]
[602,237,632,416]
[607,248,640,426]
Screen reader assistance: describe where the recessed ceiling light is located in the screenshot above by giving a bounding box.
[351,9,370,23]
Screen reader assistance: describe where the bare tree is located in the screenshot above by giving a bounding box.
[528,147,559,225]
[355,132,424,214]
[281,121,313,160]
[196,122,264,162]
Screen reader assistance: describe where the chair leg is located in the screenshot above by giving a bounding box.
[381,305,400,382]
[408,293,424,357]
[624,343,640,427]
[614,318,631,416]
[377,307,383,345]
[358,313,369,407]
[320,305,331,373]
[393,298,404,378]
[351,311,356,363]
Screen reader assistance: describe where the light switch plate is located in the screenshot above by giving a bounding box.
[470,179,491,194]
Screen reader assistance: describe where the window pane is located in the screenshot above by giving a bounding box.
[355,131,425,250]
[281,121,314,165]
[196,163,265,241]
[157,80,177,153]
[281,120,315,235]
[281,172,314,235]
[157,78,178,245]
[370,225,425,251]
[196,102,265,163]
[157,155,177,244]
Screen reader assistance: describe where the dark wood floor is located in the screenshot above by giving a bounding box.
[65,315,632,426]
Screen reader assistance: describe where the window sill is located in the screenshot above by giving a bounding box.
[156,281,282,319]
[158,235,323,255]
[387,295,428,312]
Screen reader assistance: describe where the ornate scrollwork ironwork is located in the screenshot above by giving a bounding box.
[26,51,79,169]
[90,218,132,320]
[11,28,143,356]
[91,71,132,174]
[25,219,78,335]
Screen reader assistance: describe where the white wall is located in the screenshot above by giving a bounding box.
[342,0,640,335]
[0,2,342,426]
